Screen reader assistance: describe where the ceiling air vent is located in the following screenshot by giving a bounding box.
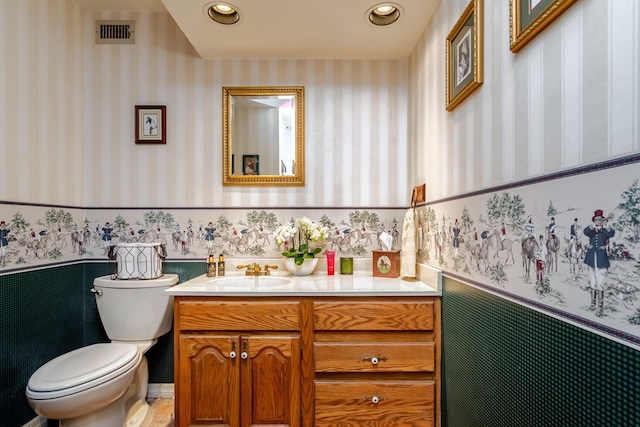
[95,20,135,45]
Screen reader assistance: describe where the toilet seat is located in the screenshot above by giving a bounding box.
[26,343,141,400]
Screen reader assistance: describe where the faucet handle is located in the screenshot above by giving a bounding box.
[237,264,255,273]
[264,264,278,275]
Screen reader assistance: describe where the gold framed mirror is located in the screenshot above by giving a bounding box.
[222,86,305,186]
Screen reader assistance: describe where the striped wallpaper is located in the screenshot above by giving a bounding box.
[409,0,640,203]
[1,0,639,209]
[0,0,409,209]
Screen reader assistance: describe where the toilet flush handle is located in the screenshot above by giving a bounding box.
[90,287,103,296]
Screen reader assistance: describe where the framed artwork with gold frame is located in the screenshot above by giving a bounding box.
[446,0,483,112]
[509,0,578,53]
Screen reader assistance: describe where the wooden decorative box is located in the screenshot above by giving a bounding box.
[372,250,401,278]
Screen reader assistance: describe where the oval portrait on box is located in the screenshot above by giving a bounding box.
[376,255,392,274]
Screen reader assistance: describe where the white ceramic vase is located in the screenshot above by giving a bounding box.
[283,257,318,276]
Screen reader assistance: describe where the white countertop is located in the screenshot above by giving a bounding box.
[166,263,441,297]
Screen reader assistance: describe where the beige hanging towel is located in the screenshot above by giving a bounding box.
[400,207,417,278]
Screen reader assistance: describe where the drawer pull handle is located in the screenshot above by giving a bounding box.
[361,356,387,365]
[363,394,386,404]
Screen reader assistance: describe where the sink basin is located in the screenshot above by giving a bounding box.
[207,276,292,288]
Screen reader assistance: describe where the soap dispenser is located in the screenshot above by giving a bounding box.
[217,254,225,276]
[206,252,216,277]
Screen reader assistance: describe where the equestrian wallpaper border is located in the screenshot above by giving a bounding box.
[416,153,640,348]
[0,204,405,275]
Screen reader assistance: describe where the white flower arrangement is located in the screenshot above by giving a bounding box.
[275,216,329,265]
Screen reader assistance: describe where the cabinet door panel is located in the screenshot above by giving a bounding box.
[241,335,301,427]
[315,380,435,427]
[315,341,435,372]
[179,335,240,427]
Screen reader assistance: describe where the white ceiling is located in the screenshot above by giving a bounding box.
[73,0,439,59]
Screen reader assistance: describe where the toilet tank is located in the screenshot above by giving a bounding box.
[93,274,178,341]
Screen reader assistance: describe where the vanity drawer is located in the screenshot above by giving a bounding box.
[315,380,435,427]
[315,341,435,372]
[314,300,435,331]
[176,300,300,331]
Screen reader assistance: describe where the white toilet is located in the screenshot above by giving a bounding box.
[25,273,178,427]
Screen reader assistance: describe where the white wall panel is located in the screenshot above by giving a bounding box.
[609,0,636,156]
[1,1,408,208]
[0,0,8,194]
[408,0,640,202]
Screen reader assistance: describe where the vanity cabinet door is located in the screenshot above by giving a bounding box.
[178,334,240,427]
[175,298,304,427]
[241,335,301,427]
[177,333,301,427]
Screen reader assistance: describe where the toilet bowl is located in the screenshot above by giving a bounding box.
[26,343,142,424]
[25,273,178,427]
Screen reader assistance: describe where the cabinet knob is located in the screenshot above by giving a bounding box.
[240,351,248,360]
[361,355,387,365]
[229,351,236,359]
[363,394,385,404]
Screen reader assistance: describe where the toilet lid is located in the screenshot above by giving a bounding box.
[27,343,139,393]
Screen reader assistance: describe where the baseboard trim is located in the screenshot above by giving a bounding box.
[147,383,175,399]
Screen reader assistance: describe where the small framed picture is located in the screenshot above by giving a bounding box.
[135,105,166,144]
[446,0,483,111]
[510,0,578,53]
[242,155,259,175]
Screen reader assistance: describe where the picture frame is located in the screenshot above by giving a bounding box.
[135,105,166,144]
[411,183,426,207]
[446,0,483,112]
[242,155,259,175]
[509,0,578,53]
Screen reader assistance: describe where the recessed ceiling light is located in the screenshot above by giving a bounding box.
[367,3,401,26]
[374,6,395,16]
[207,2,240,25]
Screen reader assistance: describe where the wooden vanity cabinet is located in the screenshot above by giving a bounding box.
[174,299,302,427]
[174,296,440,427]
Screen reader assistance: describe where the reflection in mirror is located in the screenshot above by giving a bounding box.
[223,86,305,186]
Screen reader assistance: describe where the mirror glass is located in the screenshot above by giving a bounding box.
[223,86,305,186]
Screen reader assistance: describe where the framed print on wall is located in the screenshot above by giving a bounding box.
[446,0,483,112]
[510,0,578,53]
[135,105,166,144]
[242,155,259,175]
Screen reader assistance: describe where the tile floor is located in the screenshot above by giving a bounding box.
[148,398,174,427]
